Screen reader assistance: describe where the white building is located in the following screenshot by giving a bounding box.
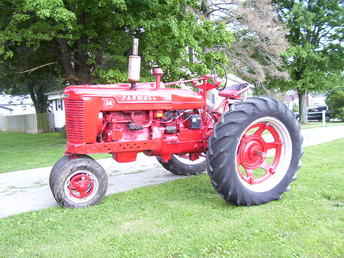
[46,91,65,131]
[0,93,35,116]
[0,93,37,133]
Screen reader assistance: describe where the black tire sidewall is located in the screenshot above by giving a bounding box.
[158,155,206,176]
[208,97,302,205]
[228,108,301,202]
[51,157,108,208]
[49,155,95,194]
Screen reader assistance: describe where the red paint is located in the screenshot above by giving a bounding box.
[152,67,164,89]
[68,173,95,199]
[237,123,282,185]
[63,73,249,163]
[219,89,241,99]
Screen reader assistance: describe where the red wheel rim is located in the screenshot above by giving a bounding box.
[67,172,95,199]
[237,121,285,187]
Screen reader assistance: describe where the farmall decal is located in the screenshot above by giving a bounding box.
[119,95,158,101]
[115,94,171,103]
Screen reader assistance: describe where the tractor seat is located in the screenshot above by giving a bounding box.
[219,83,249,99]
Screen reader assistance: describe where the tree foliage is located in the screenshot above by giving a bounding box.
[201,0,289,85]
[0,41,63,113]
[272,0,344,123]
[0,0,233,85]
[326,82,344,121]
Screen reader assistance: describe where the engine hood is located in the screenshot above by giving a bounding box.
[64,83,204,111]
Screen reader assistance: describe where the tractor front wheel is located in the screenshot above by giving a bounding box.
[50,155,108,208]
[207,97,302,206]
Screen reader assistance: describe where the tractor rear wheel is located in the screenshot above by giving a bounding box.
[157,154,206,176]
[50,155,108,208]
[207,97,302,206]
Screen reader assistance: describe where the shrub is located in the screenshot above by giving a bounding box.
[326,89,344,121]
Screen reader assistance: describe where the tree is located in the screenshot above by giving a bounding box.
[327,89,344,121]
[200,0,290,87]
[272,0,344,123]
[0,43,63,132]
[0,0,232,84]
[326,78,344,121]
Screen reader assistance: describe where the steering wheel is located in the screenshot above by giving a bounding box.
[211,63,228,91]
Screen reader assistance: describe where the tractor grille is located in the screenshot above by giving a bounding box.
[64,99,86,143]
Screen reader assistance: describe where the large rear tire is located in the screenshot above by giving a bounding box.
[50,155,108,208]
[157,155,206,176]
[207,97,303,206]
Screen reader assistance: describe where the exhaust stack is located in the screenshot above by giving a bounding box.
[128,38,141,85]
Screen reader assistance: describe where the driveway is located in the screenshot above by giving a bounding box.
[1,126,344,219]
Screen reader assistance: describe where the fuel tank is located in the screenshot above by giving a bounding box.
[64,82,204,111]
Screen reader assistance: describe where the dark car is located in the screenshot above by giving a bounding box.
[295,106,331,121]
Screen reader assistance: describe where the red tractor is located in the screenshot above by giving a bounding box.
[50,39,302,208]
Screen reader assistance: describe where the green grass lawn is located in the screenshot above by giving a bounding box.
[0,139,343,257]
[0,132,110,173]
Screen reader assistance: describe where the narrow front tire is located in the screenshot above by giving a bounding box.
[50,155,108,208]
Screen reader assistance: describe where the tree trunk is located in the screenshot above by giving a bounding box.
[298,90,308,124]
[57,39,76,82]
[201,0,210,18]
[36,112,50,133]
[57,37,92,84]
[188,47,194,64]
[28,81,50,133]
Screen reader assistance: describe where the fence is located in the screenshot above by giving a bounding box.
[0,114,38,134]
[308,110,328,125]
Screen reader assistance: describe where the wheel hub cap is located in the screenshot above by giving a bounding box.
[236,122,283,185]
[238,136,265,169]
[68,173,95,199]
